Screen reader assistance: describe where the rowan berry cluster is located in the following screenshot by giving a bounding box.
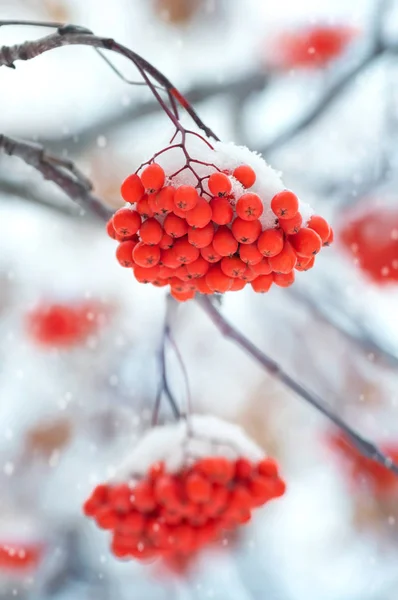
[107,151,333,301]
[83,454,285,562]
[340,203,398,284]
[0,543,42,572]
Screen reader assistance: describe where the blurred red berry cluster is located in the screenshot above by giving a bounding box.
[340,203,398,284]
[0,542,42,572]
[26,302,105,348]
[268,25,358,70]
[83,455,285,562]
[107,162,333,301]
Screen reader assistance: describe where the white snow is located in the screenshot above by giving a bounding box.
[111,414,265,482]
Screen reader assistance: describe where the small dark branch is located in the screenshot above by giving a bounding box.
[0,24,218,141]
[0,134,111,221]
[196,295,398,477]
[152,294,181,425]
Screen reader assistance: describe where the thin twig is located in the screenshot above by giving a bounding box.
[0,21,218,141]
[196,295,398,477]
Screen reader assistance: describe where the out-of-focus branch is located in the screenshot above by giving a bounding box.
[39,71,269,155]
[0,134,112,220]
[152,294,181,425]
[196,295,398,477]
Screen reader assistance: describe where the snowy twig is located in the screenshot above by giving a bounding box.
[0,134,111,221]
[196,295,398,477]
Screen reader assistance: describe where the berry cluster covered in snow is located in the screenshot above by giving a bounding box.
[107,140,333,301]
[83,416,285,562]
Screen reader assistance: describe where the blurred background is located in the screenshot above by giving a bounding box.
[1,0,398,598]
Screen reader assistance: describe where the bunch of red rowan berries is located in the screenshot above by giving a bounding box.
[83,454,285,562]
[107,160,333,301]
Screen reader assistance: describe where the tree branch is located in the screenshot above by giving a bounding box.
[0,134,112,221]
[195,295,398,477]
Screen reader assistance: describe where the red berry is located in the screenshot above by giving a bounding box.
[251,258,272,275]
[133,242,161,267]
[229,278,246,291]
[155,186,175,214]
[164,213,188,238]
[141,163,165,193]
[185,473,212,503]
[208,172,232,197]
[171,289,196,302]
[257,228,284,257]
[324,227,334,246]
[173,238,200,265]
[109,484,133,513]
[213,226,239,257]
[139,218,163,245]
[251,274,273,293]
[196,277,213,294]
[236,193,263,221]
[232,218,262,244]
[206,265,233,293]
[185,197,212,228]
[188,222,214,248]
[159,232,174,250]
[233,165,256,188]
[268,241,297,273]
[133,264,161,283]
[209,197,233,225]
[137,195,154,218]
[160,247,180,269]
[116,240,137,267]
[235,458,253,480]
[112,208,141,237]
[258,457,279,478]
[121,173,144,204]
[308,215,330,243]
[239,242,263,265]
[221,256,246,278]
[186,256,209,278]
[130,480,156,513]
[273,271,295,287]
[200,243,222,263]
[271,190,299,219]
[195,457,234,484]
[279,212,303,235]
[95,506,120,530]
[174,186,199,211]
[290,228,322,256]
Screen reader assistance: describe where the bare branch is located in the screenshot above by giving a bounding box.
[196,295,398,477]
[0,134,112,221]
